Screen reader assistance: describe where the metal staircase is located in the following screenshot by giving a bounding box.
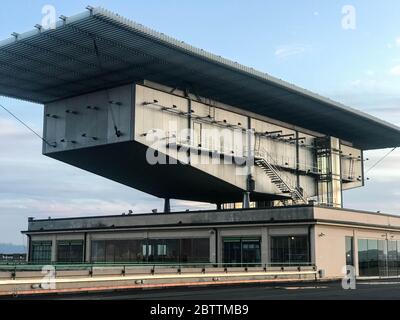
[255,148,308,204]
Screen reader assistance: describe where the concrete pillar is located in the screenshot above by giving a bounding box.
[309,226,316,265]
[261,227,269,266]
[85,233,91,263]
[26,235,31,263]
[209,230,217,264]
[242,192,250,209]
[164,198,171,213]
[353,230,359,276]
[51,235,57,264]
[217,231,223,265]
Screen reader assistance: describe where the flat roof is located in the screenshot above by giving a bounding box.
[1,7,399,149]
[23,205,400,234]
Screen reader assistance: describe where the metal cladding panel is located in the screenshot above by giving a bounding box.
[0,7,399,149]
[43,84,134,154]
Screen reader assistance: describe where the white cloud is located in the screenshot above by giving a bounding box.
[364,70,375,76]
[396,37,400,47]
[274,44,312,59]
[390,65,400,76]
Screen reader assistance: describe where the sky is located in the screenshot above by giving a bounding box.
[0,0,400,244]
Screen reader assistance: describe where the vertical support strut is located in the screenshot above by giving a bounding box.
[164,198,171,213]
[243,117,253,209]
[243,192,251,209]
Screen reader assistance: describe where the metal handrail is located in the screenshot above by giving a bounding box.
[255,147,308,204]
[0,261,316,272]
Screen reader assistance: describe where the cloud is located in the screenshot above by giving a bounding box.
[364,150,400,182]
[390,65,400,76]
[274,44,312,59]
[396,37,400,47]
[364,70,375,76]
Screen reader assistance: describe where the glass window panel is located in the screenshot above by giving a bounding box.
[91,238,209,264]
[31,241,52,264]
[378,240,388,277]
[358,239,393,278]
[358,239,368,277]
[223,238,261,266]
[57,240,84,263]
[367,239,378,277]
[91,240,105,263]
[345,236,354,266]
[191,239,210,263]
[105,242,116,263]
[271,236,309,266]
[388,241,398,277]
[242,241,261,265]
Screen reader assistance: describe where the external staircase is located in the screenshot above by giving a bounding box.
[255,148,308,204]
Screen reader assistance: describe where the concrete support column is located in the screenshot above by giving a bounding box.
[217,231,223,265]
[164,198,171,213]
[51,235,57,264]
[242,192,250,209]
[309,226,316,265]
[209,229,217,264]
[26,235,31,263]
[85,233,91,263]
[353,230,359,276]
[261,227,269,266]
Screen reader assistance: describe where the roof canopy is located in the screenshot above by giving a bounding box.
[0,7,399,150]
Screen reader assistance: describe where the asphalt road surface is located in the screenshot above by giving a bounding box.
[21,279,400,300]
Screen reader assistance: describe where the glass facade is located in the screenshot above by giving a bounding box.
[357,239,400,277]
[271,236,310,265]
[31,241,52,264]
[91,238,210,263]
[316,137,342,208]
[57,240,84,263]
[223,237,261,266]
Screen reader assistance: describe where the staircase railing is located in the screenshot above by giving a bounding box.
[255,147,308,204]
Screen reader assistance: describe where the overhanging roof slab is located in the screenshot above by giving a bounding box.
[0,7,399,150]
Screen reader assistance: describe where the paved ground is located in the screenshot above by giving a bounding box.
[18,279,400,300]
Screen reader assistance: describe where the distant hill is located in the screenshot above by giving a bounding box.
[0,243,27,254]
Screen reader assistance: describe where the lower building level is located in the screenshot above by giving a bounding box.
[22,204,400,279]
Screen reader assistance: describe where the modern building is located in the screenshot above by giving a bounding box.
[22,205,400,279]
[0,7,399,278]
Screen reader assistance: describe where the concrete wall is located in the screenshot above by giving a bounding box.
[314,207,400,229]
[132,82,365,202]
[43,84,134,154]
[27,206,314,232]
[134,84,248,191]
[134,83,322,197]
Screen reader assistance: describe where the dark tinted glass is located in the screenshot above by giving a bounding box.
[31,241,52,264]
[57,240,84,263]
[271,236,310,265]
[91,238,209,264]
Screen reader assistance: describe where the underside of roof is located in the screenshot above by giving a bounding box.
[0,7,399,150]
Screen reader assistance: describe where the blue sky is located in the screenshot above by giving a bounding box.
[0,0,400,244]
